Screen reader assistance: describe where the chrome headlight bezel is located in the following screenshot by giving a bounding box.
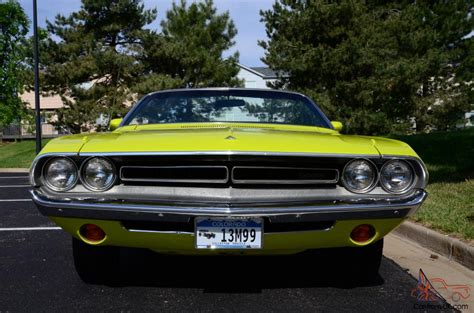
[41,157,79,192]
[80,157,117,191]
[341,158,379,194]
[380,159,416,194]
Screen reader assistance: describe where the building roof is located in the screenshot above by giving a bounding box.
[249,67,279,78]
[238,64,288,79]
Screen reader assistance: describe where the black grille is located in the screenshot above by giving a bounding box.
[231,166,338,184]
[113,155,344,187]
[120,166,229,183]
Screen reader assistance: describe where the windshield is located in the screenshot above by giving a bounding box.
[123,89,331,128]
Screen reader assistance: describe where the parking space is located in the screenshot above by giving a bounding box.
[0,178,31,198]
[0,178,29,187]
[0,173,53,228]
[0,172,453,312]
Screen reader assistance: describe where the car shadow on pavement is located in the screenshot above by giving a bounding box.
[104,247,385,292]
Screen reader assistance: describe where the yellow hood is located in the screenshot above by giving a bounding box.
[40,123,418,158]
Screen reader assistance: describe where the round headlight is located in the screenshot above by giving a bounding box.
[380,160,414,193]
[342,159,377,193]
[81,157,116,191]
[43,157,78,191]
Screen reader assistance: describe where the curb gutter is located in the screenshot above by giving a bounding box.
[0,168,29,173]
[394,221,474,270]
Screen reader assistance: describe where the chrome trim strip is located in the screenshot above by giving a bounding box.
[124,226,335,235]
[126,229,194,235]
[142,87,318,99]
[231,166,339,185]
[30,149,424,160]
[119,165,229,184]
[78,151,381,158]
[31,189,427,217]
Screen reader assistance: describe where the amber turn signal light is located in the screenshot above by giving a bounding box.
[80,224,106,242]
[350,224,375,243]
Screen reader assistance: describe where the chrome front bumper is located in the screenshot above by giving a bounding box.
[31,189,427,224]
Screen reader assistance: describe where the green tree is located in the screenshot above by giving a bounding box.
[260,1,473,134]
[135,0,241,96]
[0,0,29,128]
[42,0,157,133]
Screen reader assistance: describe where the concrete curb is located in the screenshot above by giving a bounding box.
[0,168,29,173]
[394,221,474,270]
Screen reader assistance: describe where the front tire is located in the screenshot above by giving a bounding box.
[72,237,120,284]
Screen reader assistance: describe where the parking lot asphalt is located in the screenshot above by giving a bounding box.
[0,173,455,313]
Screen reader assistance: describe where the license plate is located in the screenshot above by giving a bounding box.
[195,217,263,249]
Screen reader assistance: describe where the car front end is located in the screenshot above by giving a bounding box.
[29,88,428,282]
[31,151,427,254]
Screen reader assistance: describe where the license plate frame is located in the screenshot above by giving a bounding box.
[194,217,263,249]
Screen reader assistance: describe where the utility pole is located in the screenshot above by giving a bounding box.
[33,0,41,154]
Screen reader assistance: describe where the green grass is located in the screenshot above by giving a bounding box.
[0,140,50,168]
[395,128,474,241]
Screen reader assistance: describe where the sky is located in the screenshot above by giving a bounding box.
[18,0,275,67]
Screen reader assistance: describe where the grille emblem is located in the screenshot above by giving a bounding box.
[225,135,237,140]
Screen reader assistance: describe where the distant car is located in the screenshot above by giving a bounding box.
[30,88,428,283]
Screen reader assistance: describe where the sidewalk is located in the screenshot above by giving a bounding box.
[394,221,473,270]
[0,168,29,173]
[385,233,473,308]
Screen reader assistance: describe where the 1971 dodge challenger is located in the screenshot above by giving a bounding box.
[30,88,428,282]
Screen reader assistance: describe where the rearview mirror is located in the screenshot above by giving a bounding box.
[109,118,123,131]
[331,121,343,132]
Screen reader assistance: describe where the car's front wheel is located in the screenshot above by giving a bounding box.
[72,238,120,284]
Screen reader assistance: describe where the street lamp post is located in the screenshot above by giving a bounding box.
[33,0,41,154]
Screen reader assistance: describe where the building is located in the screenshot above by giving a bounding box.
[1,91,66,139]
[464,111,474,127]
[236,64,284,89]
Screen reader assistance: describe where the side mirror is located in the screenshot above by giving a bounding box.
[109,118,123,131]
[331,121,343,132]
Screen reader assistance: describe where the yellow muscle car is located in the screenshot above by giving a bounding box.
[30,88,428,283]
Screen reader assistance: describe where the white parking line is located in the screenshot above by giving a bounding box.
[0,185,30,188]
[0,199,32,202]
[0,227,61,231]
